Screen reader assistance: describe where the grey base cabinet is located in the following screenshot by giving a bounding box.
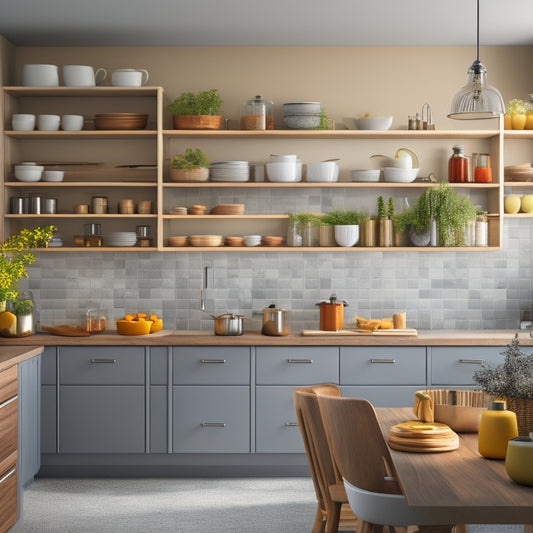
[39,342,507,476]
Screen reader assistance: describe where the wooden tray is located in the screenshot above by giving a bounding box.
[301,328,418,336]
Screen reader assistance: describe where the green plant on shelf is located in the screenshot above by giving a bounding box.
[168,89,222,116]
[170,148,210,169]
[320,209,363,226]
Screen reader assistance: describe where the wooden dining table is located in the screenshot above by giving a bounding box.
[376,407,533,532]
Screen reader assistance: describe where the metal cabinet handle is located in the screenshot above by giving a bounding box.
[287,359,313,364]
[200,422,226,427]
[201,359,227,364]
[90,358,117,363]
[0,467,16,485]
[459,359,484,364]
[0,395,17,410]
[285,422,299,427]
[370,358,396,364]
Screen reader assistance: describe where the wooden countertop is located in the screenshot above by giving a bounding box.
[0,329,530,347]
[0,345,44,372]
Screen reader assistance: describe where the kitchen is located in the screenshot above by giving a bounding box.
[1,0,533,531]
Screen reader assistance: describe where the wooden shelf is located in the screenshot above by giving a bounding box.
[5,130,157,139]
[160,245,500,252]
[4,181,157,188]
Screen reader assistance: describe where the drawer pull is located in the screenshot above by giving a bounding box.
[287,359,313,364]
[0,395,17,410]
[285,422,299,427]
[90,358,117,364]
[370,358,396,364]
[459,359,484,364]
[201,359,227,364]
[0,467,16,485]
[201,422,226,428]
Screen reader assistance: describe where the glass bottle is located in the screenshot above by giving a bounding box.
[240,95,274,130]
[472,153,492,183]
[448,145,470,183]
[475,213,488,247]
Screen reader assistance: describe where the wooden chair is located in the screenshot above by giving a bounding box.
[293,384,358,533]
[316,395,467,533]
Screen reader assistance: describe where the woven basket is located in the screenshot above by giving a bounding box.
[506,397,533,436]
[169,168,209,182]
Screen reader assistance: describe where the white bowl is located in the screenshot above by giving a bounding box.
[243,234,262,246]
[350,169,381,182]
[266,162,298,182]
[42,170,65,182]
[383,167,419,183]
[283,102,321,115]
[354,116,393,131]
[14,165,43,182]
[12,114,36,131]
[306,162,339,182]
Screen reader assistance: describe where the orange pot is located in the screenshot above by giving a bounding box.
[316,294,348,331]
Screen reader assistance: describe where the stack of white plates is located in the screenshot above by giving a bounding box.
[210,161,250,182]
[107,231,137,247]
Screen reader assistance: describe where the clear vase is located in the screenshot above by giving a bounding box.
[286,220,302,247]
[3,291,34,337]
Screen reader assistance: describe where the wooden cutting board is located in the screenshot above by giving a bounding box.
[388,420,459,452]
[301,328,417,336]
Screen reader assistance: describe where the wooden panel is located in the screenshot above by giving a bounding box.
[0,396,17,464]
[0,460,17,533]
[0,365,17,405]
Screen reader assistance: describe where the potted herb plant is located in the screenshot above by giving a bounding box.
[169,148,210,182]
[406,183,477,247]
[473,334,533,435]
[168,89,223,130]
[293,213,321,247]
[322,209,363,247]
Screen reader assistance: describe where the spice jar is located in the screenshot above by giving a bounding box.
[448,145,470,183]
[240,95,274,130]
[472,153,492,183]
[91,195,108,214]
[84,223,103,247]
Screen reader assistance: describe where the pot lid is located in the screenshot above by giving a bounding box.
[315,293,348,306]
[210,313,244,319]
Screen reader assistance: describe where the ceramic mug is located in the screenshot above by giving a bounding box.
[37,114,61,131]
[22,64,59,87]
[62,65,107,87]
[111,69,149,87]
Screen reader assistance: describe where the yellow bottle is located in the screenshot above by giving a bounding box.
[478,401,519,459]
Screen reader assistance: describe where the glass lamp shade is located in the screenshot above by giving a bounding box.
[448,60,505,119]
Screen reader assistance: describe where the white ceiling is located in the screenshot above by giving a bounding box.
[1,0,532,47]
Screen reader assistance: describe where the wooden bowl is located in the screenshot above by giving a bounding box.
[168,236,188,247]
[187,204,207,215]
[189,235,223,247]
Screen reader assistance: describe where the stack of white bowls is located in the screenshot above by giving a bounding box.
[243,234,262,246]
[266,154,302,182]
[283,102,321,129]
[210,161,250,182]
[107,232,137,247]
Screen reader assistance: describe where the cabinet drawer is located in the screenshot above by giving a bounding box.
[59,385,145,453]
[256,346,338,385]
[256,386,304,453]
[173,347,250,385]
[173,386,249,453]
[340,347,426,385]
[342,385,421,407]
[0,396,17,462]
[430,346,518,385]
[0,366,17,406]
[59,346,145,385]
[0,462,17,533]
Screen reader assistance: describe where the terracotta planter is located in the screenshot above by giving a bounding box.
[169,167,209,182]
[172,115,222,130]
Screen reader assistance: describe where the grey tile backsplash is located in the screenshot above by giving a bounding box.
[28,218,532,332]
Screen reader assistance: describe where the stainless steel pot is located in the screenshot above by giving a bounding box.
[211,313,244,336]
[261,304,289,336]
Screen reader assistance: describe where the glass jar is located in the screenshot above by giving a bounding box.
[448,145,470,183]
[240,95,274,130]
[472,153,492,183]
[475,213,488,247]
[286,219,302,247]
[84,223,103,247]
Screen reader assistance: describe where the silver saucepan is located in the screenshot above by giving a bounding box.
[210,313,244,336]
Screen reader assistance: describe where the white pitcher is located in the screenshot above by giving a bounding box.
[62,65,107,87]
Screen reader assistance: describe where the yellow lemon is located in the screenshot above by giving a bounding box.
[504,195,521,214]
[394,148,419,169]
[521,195,533,213]
[0,311,17,336]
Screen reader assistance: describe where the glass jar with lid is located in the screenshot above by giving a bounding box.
[240,95,274,130]
[448,144,470,183]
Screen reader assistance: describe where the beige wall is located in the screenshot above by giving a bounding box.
[13,45,533,129]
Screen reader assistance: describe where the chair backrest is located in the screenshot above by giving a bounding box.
[293,384,342,508]
[317,395,401,495]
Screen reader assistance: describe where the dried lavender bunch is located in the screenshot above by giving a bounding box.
[473,334,533,399]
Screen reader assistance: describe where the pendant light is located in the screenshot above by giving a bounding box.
[448,0,504,119]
